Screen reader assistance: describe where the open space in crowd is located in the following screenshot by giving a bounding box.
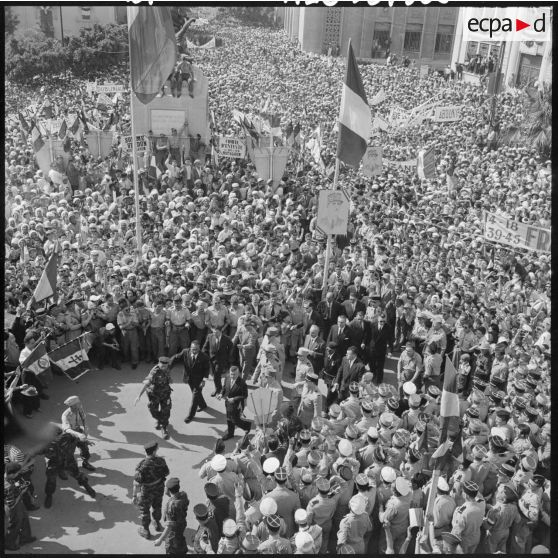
[4,6,551,556]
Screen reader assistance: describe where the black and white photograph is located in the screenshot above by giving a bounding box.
[4,3,552,555]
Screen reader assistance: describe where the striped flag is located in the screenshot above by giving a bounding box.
[48,336,91,381]
[128,6,177,105]
[18,112,31,134]
[20,341,51,380]
[270,114,281,137]
[28,249,58,308]
[337,40,371,168]
[431,356,461,461]
[30,124,45,153]
[58,119,67,140]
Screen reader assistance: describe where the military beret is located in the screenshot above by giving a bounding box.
[524,405,538,418]
[408,394,422,408]
[361,399,374,412]
[222,518,237,536]
[338,464,353,481]
[402,381,417,395]
[374,446,387,463]
[438,476,450,492]
[165,477,180,489]
[211,454,227,472]
[355,473,369,488]
[204,482,219,499]
[472,444,488,459]
[193,503,209,519]
[387,397,399,411]
[409,446,422,461]
[513,379,527,393]
[498,462,516,477]
[463,480,480,496]
[392,432,406,447]
[338,439,353,457]
[144,441,158,452]
[503,484,519,501]
[380,466,397,483]
[263,457,280,474]
[466,406,480,418]
[316,477,330,493]
[495,409,511,421]
[259,497,277,516]
[379,412,395,428]
[274,466,288,481]
[427,385,441,397]
[345,424,359,440]
[468,418,482,434]
[265,513,282,530]
[378,384,391,398]
[329,403,342,417]
[367,426,379,439]
[521,455,537,471]
[301,471,313,484]
[489,390,505,402]
[349,381,359,393]
[530,474,546,487]
[514,396,527,410]
[489,435,507,450]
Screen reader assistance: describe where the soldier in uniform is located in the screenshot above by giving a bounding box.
[133,441,170,539]
[291,508,322,553]
[153,477,189,555]
[135,356,173,439]
[4,463,36,551]
[61,395,96,471]
[166,295,191,358]
[339,381,361,418]
[306,477,338,553]
[41,423,96,508]
[322,341,342,410]
[482,483,521,553]
[450,480,485,553]
[510,474,545,554]
[257,513,292,553]
[193,502,220,553]
[337,494,372,553]
[379,476,412,553]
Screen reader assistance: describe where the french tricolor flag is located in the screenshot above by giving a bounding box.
[337,41,371,168]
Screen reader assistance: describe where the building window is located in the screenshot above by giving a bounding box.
[322,7,342,54]
[435,25,454,54]
[466,41,478,59]
[403,25,422,52]
[373,23,391,55]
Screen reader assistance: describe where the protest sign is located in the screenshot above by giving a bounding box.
[95,83,126,94]
[432,105,462,123]
[218,136,246,159]
[417,147,437,179]
[484,212,551,253]
[317,190,350,235]
[121,135,148,153]
[362,146,383,177]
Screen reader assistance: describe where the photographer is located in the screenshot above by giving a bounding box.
[5,463,37,550]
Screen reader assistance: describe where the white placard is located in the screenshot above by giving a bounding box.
[432,105,462,123]
[316,190,350,235]
[362,146,383,177]
[218,136,246,159]
[150,109,187,134]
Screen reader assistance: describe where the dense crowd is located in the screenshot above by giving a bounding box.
[5,16,551,555]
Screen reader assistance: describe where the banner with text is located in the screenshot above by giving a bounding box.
[218,136,246,159]
[432,105,462,123]
[121,135,148,154]
[362,146,383,177]
[484,212,551,253]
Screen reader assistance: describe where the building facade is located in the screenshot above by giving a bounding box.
[283,6,459,67]
[9,6,126,40]
[450,8,552,88]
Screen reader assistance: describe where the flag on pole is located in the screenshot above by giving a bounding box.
[261,96,270,115]
[128,6,177,105]
[20,341,51,380]
[293,123,302,145]
[58,119,67,140]
[431,356,461,461]
[306,125,322,166]
[270,114,281,137]
[285,121,294,147]
[18,112,31,134]
[28,249,58,308]
[48,336,91,381]
[30,124,45,153]
[337,40,371,168]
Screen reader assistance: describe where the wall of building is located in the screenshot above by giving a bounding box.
[11,6,120,40]
[284,6,458,67]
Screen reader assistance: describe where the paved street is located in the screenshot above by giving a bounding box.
[9,357,398,554]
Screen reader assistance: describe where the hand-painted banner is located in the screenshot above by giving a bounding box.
[218,136,246,159]
[484,212,551,253]
[432,105,462,123]
[384,158,417,169]
[362,146,383,177]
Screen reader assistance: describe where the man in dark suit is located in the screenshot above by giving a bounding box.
[327,315,353,357]
[316,291,345,339]
[302,324,326,374]
[348,310,371,361]
[301,299,323,336]
[366,314,394,385]
[202,325,233,396]
[322,341,343,410]
[217,366,251,440]
[341,291,367,322]
[334,346,366,401]
[179,340,211,423]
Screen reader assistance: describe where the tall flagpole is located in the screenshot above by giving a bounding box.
[321,158,340,297]
[127,9,142,259]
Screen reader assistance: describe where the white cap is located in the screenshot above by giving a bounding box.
[367,426,379,439]
[349,494,367,515]
[338,439,353,457]
[211,454,227,472]
[294,508,308,524]
[263,457,280,474]
[294,531,314,552]
[222,518,237,536]
[403,381,417,395]
[380,466,397,483]
[259,497,277,516]
[394,476,411,497]
[438,476,450,492]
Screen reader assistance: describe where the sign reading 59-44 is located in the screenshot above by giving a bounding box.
[484,212,550,253]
